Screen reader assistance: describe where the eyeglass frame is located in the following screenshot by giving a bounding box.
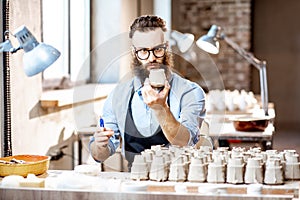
[133,43,168,60]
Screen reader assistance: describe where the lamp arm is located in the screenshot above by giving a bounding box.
[221,34,269,116]
[0,39,21,53]
[0,40,13,52]
[221,34,262,69]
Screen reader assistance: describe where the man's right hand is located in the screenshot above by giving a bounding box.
[93,127,114,148]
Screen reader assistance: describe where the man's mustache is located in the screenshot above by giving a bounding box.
[143,62,160,68]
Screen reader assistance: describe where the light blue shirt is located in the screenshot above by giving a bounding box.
[102,73,206,156]
[131,81,161,137]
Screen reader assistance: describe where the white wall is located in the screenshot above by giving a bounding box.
[4,1,102,169]
[1,0,157,169]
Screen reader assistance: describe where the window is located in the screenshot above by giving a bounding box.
[41,0,170,88]
[42,0,90,84]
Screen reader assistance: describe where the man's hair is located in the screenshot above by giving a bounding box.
[129,15,167,38]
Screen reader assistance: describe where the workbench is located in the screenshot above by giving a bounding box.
[0,171,299,200]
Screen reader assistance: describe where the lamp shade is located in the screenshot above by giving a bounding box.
[196,25,220,54]
[13,25,61,76]
[23,43,61,76]
[171,30,194,53]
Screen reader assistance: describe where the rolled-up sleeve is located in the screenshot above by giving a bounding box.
[170,77,206,146]
[182,85,206,145]
[102,89,121,155]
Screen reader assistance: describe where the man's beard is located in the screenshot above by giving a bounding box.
[131,52,173,84]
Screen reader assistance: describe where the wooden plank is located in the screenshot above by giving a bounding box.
[40,100,59,108]
[0,188,295,200]
[0,171,298,200]
[40,83,116,109]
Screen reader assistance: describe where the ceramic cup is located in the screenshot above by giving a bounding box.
[264,158,284,185]
[284,162,300,180]
[227,165,244,184]
[141,149,154,171]
[244,157,264,184]
[168,164,186,182]
[168,156,187,181]
[130,155,149,180]
[264,166,284,184]
[227,157,245,184]
[149,69,166,87]
[149,155,166,181]
[187,157,206,182]
[207,163,226,183]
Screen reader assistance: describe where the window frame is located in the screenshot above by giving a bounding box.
[42,0,90,88]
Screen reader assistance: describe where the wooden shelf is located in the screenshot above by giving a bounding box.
[40,83,116,109]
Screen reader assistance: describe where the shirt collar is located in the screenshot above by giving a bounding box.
[133,76,143,92]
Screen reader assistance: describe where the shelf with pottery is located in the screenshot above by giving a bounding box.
[206,111,274,145]
[206,108,275,150]
[205,89,275,150]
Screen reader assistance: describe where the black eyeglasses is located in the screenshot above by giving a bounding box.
[133,43,167,60]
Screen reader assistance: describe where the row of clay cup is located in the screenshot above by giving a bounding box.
[130,146,300,183]
[207,150,299,184]
[131,145,211,180]
[242,149,300,181]
[131,147,209,182]
[147,155,285,184]
[211,148,300,184]
[215,147,300,182]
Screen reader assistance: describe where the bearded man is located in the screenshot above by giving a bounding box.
[90,15,207,170]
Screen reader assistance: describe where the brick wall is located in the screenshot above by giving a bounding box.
[172,0,252,91]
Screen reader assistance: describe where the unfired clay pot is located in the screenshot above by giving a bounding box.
[264,158,284,185]
[130,155,149,180]
[187,157,206,182]
[149,155,167,181]
[244,157,264,184]
[284,151,300,180]
[168,156,186,182]
[226,157,244,184]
